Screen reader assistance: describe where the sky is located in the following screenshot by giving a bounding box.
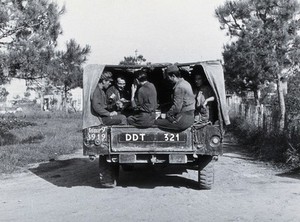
[56,0,229,65]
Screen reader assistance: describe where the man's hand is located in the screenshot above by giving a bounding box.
[120,98,130,103]
[116,100,124,109]
[196,92,205,107]
[109,111,118,116]
[109,93,116,99]
[131,84,137,96]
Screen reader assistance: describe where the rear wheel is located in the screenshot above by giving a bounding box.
[99,156,119,187]
[198,156,214,190]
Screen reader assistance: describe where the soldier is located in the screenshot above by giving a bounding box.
[91,71,127,125]
[106,75,131,115]
[155,65,195,131]
[192,66,216,123]
[127,70,157,128]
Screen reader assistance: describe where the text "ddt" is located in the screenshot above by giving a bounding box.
[125,133,146,141]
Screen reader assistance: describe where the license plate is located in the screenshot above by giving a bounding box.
[119,132,186,142]
[86,126,107,142]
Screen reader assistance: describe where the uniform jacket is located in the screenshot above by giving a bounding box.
[91,85,110,117]
[167,78,195,117]
[132,81,157,113]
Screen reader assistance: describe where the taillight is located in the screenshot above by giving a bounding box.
[210,136,220,147]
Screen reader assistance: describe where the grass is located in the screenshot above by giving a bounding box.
[0,110,82,174]
[227,116,300,167]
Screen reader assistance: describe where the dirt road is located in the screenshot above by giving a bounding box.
[1,142,300,222]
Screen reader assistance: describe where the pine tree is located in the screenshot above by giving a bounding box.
[216,0,300,131]
[0,0,64,80]
[50,39,90,112]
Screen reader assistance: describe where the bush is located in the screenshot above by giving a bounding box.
[228,117,295,164]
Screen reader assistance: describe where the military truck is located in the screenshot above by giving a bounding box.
[82,60,230,189]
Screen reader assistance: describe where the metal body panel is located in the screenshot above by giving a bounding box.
[83,124,223,158]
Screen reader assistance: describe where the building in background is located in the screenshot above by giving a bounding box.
[1,78,83,112]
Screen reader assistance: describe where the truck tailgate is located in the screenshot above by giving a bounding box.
[110,126,193,152]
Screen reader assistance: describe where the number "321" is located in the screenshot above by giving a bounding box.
[164,133,180,141]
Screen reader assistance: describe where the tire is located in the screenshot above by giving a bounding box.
[99,156,119,188]
[198,156,214,190]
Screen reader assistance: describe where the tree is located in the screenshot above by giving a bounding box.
[216,0,300,131]
[222,36,267,101]
[7,39,56,80]
[119,52,147,65]
[0,87,9,102]
[50,39,90,112]
[0,0,64,80]
[26,78,55,111]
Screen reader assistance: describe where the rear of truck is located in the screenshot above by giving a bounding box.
[83,122,222,189]
[82,61,230,189]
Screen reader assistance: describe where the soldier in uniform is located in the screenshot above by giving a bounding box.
[192,66,216,123]
[91,71,127,125]
[127,70,157,128]
[106,75,131,115]
[155,65,195,131]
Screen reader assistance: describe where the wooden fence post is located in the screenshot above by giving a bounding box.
[263,106,268,133]
[241,103,245,119]
[254,105,259,127]
[259,104,264,129]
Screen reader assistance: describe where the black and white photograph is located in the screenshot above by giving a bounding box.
[1,0,300,221]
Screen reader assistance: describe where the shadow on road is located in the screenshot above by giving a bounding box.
[30,158,101,188]
[30,158,199,189]
[118,166,198,189]
[276,167,300,180]
[222,142,256,161]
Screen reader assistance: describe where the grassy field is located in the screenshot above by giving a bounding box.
[0,110,82,174]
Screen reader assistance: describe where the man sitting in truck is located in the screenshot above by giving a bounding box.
[91,71,127,125]
[127,69,157,128]
[191,66,217,123]
[106,74,131,115]
[155,65,195,131]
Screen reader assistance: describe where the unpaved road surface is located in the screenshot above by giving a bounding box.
[1,142,300,222]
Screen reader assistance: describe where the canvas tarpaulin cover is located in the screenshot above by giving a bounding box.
[82,64,105,129]
[200,60,230,126]
[82,61,230,130]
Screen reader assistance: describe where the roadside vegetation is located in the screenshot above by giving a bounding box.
[217,0,300,167]
[0,1,86,173]
[227,74,300,167]
[227,117,300,167]
[0,106,82,174]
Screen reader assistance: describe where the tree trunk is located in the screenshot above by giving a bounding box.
[40,78,46,111]
[277,75,286,132]
[254,89,260,105]
[40,93,44,111]
[56,96,62,111]
[64,85,68,114]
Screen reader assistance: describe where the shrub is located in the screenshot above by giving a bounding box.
[228,117,295,164]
